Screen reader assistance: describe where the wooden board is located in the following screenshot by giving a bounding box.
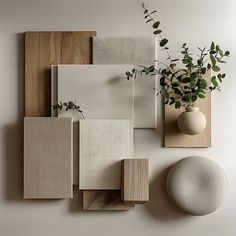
[165,70,211,147]
[83,191,134,211]
[79,119,131,190]
[25,31,96,117]
[24,117,73,199]
[121,159,149,203]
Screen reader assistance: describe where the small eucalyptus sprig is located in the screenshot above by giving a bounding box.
[52,101,85,119]
[126,3,230,109]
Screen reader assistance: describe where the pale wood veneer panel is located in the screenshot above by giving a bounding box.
[122,159,149,203]
[164,70,211,147]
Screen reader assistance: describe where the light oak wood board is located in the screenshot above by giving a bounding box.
[121,159,149,203]
[24,117,73,199]
[164,70,211,147]
[83,191,134,211]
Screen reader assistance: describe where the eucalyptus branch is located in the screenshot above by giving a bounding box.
[141,2,174,63]
[126,3,230,109]
[52,101,85,119]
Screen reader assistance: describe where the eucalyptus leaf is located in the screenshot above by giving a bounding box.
[210,42,215,51]
[154,29,162,34]
[160,38,168,47]
[152,21,160,28]
[210,54,216,65]
[198,94,205,98]
[212,65,220,72]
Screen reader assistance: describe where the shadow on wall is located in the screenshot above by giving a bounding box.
[145,166,188,221]
[3,33,25,202]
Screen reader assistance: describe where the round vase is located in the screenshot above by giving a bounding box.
[177,106,206,135]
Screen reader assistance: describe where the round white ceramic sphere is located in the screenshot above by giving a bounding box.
[167,156,228,215]
[177,107,206,135]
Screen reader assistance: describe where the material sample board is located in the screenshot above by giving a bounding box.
[80,119,131,190]
[24,117,73,199]
[92,37,157,128]
[53,64,134,123]
[83,191,134,211]
[25,31,96,117]
[93,37,157,66]
[122,159,149,203]
[164,70,211,147]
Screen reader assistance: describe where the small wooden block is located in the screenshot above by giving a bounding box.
[24,117,73,199]
[122,159,149,203]
[164,69,211,147]
[83,191,134,211]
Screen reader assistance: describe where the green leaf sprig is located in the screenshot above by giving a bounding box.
[126,3,230,109]
[52,101,85,118]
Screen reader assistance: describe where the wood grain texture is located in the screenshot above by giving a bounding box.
[122,159,149,203]
[24,117,73,199]
[165,70,211,147]
[83,191,134,211]
[79,119,131,190]
[25,31,96,117]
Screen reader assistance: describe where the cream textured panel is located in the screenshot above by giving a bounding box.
[80,119,131,190]
[164,70,211,147]
[83,191,134,211]
[93,37,156,66]
[122,159,149,203]
[55,65,134,124]
[93,37,157,128]
[24,117,73,199]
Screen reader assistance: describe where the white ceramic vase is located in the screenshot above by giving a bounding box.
[177,106,206,135]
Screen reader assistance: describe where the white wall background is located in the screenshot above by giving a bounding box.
[0,0,235,235]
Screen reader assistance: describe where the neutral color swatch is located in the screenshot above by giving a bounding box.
[25,31,96,117]
[83,191,134,211]
[24,117,73,199]
[93,37,157,66]
[54,64,134,123]
[80,119,131,190]
[122,159,149,203]
[92,37,157,128]
[164,70,211,147]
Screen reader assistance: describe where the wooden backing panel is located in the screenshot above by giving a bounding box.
[122,159,149,203]
[25,31,96,117]
[83,191,134,211]
[164,70,211,147]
